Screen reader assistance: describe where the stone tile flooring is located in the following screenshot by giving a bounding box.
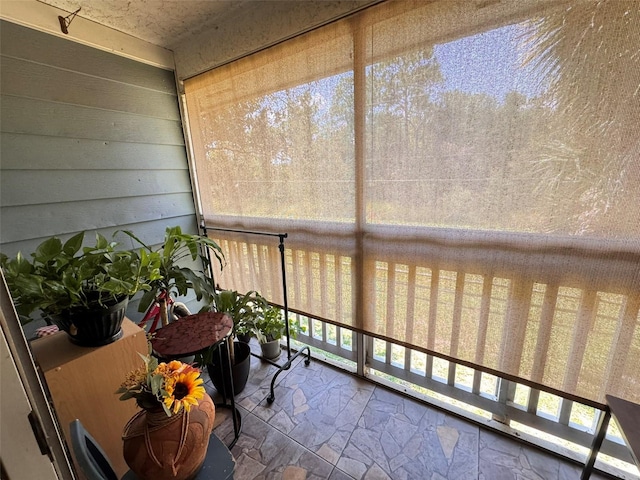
[207,343,611,480]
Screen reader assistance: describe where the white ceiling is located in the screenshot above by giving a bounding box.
[28,0,380,77]
[36,0,376,52]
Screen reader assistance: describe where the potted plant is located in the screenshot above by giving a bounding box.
[234,317,255,344]
[213,289,266,338]
[205,289,267,395]
[120,226,224,327]
[0,231,158,346]
[253,305,286,359]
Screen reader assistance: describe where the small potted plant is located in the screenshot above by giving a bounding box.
[0,231,158,346]
[213,289,266,338]
[234,316,255,344]
[254,305,286,360]
[205,289,267,395]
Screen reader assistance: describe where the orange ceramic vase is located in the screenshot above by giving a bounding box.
[122,394,215,480]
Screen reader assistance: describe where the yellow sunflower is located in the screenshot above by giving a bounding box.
[163,369,206,414]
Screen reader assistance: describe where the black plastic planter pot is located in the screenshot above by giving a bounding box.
[207,340,251,396]
[48,296,128,347]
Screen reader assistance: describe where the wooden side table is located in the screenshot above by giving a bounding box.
[150,311,241,448]
[31,319,148,479]
[581,395,640,479]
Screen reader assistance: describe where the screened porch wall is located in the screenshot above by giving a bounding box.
[187,0,640,408]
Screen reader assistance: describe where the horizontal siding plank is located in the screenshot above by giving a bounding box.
[0,215,199,259]
[0,133,188,170]
[1,56,180,121]
[0,193,196,244]
[0,20,176,94]
[1,95,185,145]
[1,170,192,206]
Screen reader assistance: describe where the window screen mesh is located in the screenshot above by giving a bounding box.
[185,0,640,403]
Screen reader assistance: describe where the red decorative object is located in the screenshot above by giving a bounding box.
[122,394,215,480]
[35,324,60,337]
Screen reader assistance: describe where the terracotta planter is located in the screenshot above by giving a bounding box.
[48,296,128,347]
[122,394,215,480]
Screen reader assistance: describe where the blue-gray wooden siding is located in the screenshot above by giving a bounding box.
[0,20,204,327]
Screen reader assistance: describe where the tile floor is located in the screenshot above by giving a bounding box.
[207,342,611,480]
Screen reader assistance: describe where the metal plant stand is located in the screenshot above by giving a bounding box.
[202,225,312,404]
[150,311,241,449]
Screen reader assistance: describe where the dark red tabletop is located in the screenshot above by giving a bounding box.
[151,311,233,358]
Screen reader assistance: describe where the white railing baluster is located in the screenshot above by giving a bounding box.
[558,398,573,426]
[527,389,540,415]
[603,293,640,397]
[563,289,597,393]
[291,249,302,310]
[448,272,465,386]
[425,269,440,377]
[531,284,559,384]
[386,262,396,339]
[499,279,532,375]
[319,252,328,319]
[405,265,416,368]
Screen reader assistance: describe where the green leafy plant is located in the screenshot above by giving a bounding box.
[234,317,255,338]
[0,232,158,323]
[120,226,224,326]
[199,289,267,365]
[253,305,306,344]
[212,289,267,336]
[289,316,306,341]
[253,305,285,344]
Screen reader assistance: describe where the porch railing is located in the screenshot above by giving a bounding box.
[209,231,639,479]
[288,311,639,479]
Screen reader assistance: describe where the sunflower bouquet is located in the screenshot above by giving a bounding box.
[117,354,206,417]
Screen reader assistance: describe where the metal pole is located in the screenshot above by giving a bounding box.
[278,234,291,360]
